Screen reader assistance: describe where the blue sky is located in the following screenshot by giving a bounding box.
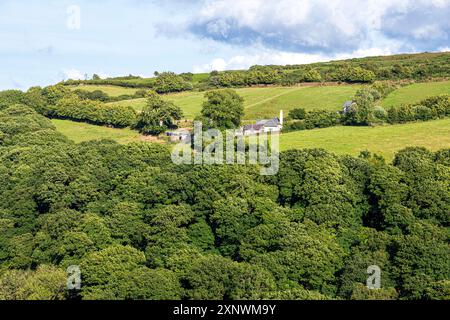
[1,0,449,90]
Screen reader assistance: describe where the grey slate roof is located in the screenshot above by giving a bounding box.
[243,124,264,131]
[256,118,280,127]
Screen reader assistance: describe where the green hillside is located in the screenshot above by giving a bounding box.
[280,118,450,160]
[107,85,360,120]
[381,80,450,107]
[243,85,361,119]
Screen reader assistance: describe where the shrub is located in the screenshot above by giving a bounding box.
[420,95,450,117]
[373,106,388,122]
[289,108,307,120]
[412,105,436,121]
[304,110,341,129]
[395,105,416,123]
[74,89,110,102]
[284,121,307,132]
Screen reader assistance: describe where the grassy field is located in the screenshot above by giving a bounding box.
[107,85,360,120]
[280,119,450,161]
[381,81,450,107]
[51,119,141,144]
[68,85,139,97]
[243,85,361,119]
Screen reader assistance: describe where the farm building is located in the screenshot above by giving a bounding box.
[241,111,284,136]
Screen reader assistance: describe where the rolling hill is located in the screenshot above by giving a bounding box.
[106,84,361,120]
[381,80,450,108]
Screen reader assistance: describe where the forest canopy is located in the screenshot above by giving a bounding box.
[0,103,448,300]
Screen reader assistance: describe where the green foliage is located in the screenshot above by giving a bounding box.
[0,265,66,300]
[134,91,183,135]
[56,95,136,127]
[288,108,306,120]
[200,89,244,129]
[0,90,26,110]
[332,66,376,83]
[153,72,193,94]
[344,87,376,125]
[0,103,449,301]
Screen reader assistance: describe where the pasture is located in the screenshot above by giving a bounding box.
[51,119,141,144]
[381,80,450,107]
[106,84,361,120]
[280,118,450,161]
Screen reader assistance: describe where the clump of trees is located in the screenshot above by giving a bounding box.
[331,66,376,83]
[199,89,244,129]
[153,72,193,94]
[134,91,183,135]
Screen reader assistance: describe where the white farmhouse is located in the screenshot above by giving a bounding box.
[242,110,284,136]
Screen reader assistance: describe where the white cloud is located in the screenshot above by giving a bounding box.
[193,58,228,73]
[193,46,395,73]
[61,68,85,81]
[188,0,450,54]
[412,25,447,40]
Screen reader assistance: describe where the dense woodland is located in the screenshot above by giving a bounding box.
[0,99,449,300]
[0,52,449,301]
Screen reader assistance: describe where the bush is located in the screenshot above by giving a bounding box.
[289,108,307,120]
[420,95,450,117]
[332,66,376,83]
[74,89,110,102]
[305,110,341,129]
[285,110,341,132]
[284,121,307,132]
[134,91,183,135]
[373,106,388,122]
[412,105,436,121]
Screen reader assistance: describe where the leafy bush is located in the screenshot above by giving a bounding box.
[305,110,341,129]
[289,108,307,120]
[373,106,388,122]
[284,110,341,132]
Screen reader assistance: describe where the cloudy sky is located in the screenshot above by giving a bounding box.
[1,0,449,90]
